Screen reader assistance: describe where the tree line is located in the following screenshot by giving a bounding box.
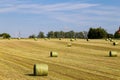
[0,27,120,39]
[29,31,88,39]
[29,27,120,39]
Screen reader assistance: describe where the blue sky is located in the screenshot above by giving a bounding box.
[0,0,119,37]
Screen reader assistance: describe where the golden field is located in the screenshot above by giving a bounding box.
[0,39,119,80]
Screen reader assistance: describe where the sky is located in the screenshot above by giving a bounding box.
[0,0,119,37]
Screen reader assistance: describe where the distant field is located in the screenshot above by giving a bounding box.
[0,39,119,80]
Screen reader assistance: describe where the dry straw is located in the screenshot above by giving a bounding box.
[33,64,48,76]
[109,51,117,57]
[50,51,58,57]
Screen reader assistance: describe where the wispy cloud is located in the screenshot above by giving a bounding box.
[0,1,99,13]
[0,0,119,30]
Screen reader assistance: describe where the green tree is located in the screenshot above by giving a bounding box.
[29,34,36,38]
[88,27,107,39]
[75,32,84,38]
[65,32,70,38]
[47,31,54,38]
[1,33,11,39]
[114,31,120,38]
[37,31,45,38]
[69,30,75,38]
[107,33,114,38]
[54,31,59,38]
[59,31,65,38]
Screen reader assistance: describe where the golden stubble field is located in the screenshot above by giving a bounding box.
[0,39,119,80]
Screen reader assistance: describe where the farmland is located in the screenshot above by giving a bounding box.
[0,39,119,80]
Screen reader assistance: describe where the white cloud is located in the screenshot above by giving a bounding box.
[0,1,99,13]
[0,6,16,13]
[39,3,99,11]
[0,0,119,30]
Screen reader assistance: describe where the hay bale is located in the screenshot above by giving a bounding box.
[86,38,89,41]
[109,51,117,57]
[74,38,77,40]
[70,39,74,41]
[108,38,113,42]
[105,38,109,41]
[110,39,114,42]
[50,51,58,57]
[113,42,118,46]
[59,38,62,40]
[33,64,48,76]
[34,38,37,41]
[67,43,72,47]
[108,38,111,40]
[18,37,21,40]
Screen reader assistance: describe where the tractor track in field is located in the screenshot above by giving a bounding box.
[51,40,120,51]
[0,52,118,80]
[0,40,119,80]
[1,52,80,80]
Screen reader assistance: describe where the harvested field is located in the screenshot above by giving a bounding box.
[0,39,119,80]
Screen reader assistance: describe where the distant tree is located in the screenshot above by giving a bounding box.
[88,27,107,39]
[29,34,36,38]
[69,30,75,38]
[75,32,84,38]
[37,31,45,38]
[114,31,120,38]
[1,33,11,39]
[54,31,59,38]
[107,33,114,38]
[64,31,75,38]
[64,32,70,38]
[59,31,65,38]
[47,31,54,38]
[83,31,88,38]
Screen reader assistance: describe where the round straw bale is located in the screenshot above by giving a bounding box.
[70,39,74,41]
[110,40,114,42]
[34,38,37,41]
[67,43,72,47]
[33,64,48,76]
[109,38,113,42]
[86,38,89,41]
[50,51,58,57]
[105,38,108,41]
[108,38,111,40]
[109,51,117,57]
[113,42,118,46]
[18,37,20,40]
[59,38,62,40]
